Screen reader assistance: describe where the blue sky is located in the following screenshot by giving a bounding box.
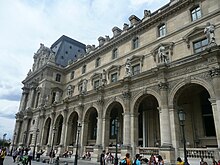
[0,0,170,140]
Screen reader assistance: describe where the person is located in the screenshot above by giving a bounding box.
[120,153,132,165]
[100,150,105,165]
[212,158,218,165]
[148,154,156,165]
[204,22,216,45]
[133,154,142,165]
[200,157,208,165]
[49,149,55,164]
[177,157,184,165]
[0,147,7,165]
[157,155,164,165]
[217,160,220,165]
[27,148,33,165]
[12,149,18,163]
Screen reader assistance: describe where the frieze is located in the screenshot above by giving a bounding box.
[209,68,220,78]
[167,63,207,78]
[207,56,218,64]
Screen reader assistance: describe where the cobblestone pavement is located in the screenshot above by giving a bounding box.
[3,156,99,165]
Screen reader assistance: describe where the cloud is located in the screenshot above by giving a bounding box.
[0,0,170,139]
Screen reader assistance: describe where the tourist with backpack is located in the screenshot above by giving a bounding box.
[120,153,131,165]
[133,154,142,165]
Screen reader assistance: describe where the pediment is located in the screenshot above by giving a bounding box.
[183,26,206,42]
[107,65,121,72]
[90,72,102,80]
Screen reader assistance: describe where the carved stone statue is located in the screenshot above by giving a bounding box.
[204,22,216,45]
[54,91,60,103]
[125,58,132,77]
[102,69,107,85]
[144,10,151,18]
[67,85,73,97]
[158,45,168,63]
[82,79,87,94]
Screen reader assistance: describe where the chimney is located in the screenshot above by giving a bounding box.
[129,15,141,26]
[112,26,122,37]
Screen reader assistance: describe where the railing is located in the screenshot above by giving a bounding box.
[138,147,159,157]
[186,148,216,159]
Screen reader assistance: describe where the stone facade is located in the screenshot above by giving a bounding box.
[12,0,220,163]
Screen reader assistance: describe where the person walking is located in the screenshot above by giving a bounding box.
[100,150,105,165]
[27,148,33,165]
[0,148,7,165]
[133,154,142,165]
[120,153,132,165]
[157,155,164,165]
[177,157,184,165]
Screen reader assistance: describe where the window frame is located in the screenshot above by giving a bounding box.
[95,57,101,68]
[55,73,61,82]
[158,23,166,37]
[132,64,141,76]
[82,65,86,74]
[132,37,139,49]
[193,38,208,53]
[112,48,118,60]
[190,6,202,21]
[111,72,118,83]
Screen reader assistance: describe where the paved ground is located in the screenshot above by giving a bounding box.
[3,156,99,165]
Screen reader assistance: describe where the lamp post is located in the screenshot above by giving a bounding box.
[10,132,17,156]
[33,129,40,160]
[51,126,56,151]
[3,133,7,147]
[178,110,188,165]
[114,118,119,165]
[74,123,82,165]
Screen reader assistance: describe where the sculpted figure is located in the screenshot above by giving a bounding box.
[54,91,60,103]
[158,45,168,63]
[82,79,87,93]
[102,69,107,86]
[125,58,132,77]
[204,22,216,45]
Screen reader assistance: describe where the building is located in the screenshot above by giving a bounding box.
[12,0,220,163]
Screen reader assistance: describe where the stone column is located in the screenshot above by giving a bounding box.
[14,119,22,145]
[123,112,131,146]
[60,109,68,146]
[102,117,110,149]
[158,82,172,147]
[48,111,56,146]
[26,86,36,109]
[130,112,138,157]
[210,68,220,148]
[19,87,29,111]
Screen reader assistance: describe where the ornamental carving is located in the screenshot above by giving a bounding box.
[122,91,131,99]
[158,82,168,90]
[209,68,220,78]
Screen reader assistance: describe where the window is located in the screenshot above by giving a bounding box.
[132,37,139,49]
[110,118,117,139]
[158,24,166,37]
[82,65,86,74]
[112,48,118,59]
[70,71,75,80]
[200,90,216,137]
[94,80,100,89]
[111,73,118,83]
[193,38,208,53]
[95,57,101,68]
[132,64,140,75]
[52,92,56,103]
[55,73,61,82]
[191,6,201,21]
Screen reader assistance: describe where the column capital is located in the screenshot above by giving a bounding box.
[209,68,220,78]
[158,82,168,90]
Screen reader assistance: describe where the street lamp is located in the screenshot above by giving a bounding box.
[10,132,17,156]
[178,110,188,165]
[114,118,119,165]
[33,129,40,160]
[51,126,56,151]
[3,133,7,147]
[74,122,82,165]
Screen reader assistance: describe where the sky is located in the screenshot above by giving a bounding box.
[0,0,170,140]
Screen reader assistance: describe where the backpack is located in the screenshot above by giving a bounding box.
[120,158,127,165]
[132,159,137,165]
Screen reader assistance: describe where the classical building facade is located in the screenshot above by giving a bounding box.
[13,0,220,163]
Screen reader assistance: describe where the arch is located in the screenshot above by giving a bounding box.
[169,78,215,107]
[54,114,64,145]
[66,111,78,146]
[42,117,51,145]
[131,88,161,114]
[82,104,99,121]
[103,96,125,118]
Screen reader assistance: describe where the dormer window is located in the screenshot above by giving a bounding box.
[55,73,61,82]
[158,24,166,37]
[191,6,201,21]
[112,48,118,59]
[132,37,139,49]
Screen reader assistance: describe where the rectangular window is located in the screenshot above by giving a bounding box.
[112,48,118,59]
[191,6,201,21]
[95,58,101,68]
[132,64,140,75]
[52,92,56,103]
[158,24,166,37]
[133,37,139,49]
[193,38,208,53]
[70,71,75,80]
[94,80,100,89]
[111,73,118,83]
[82,65,86,74]
[55,74,61,82]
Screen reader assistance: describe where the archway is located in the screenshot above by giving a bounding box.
[174,83,217,148]
[66,112,78,146]
[54,115,63,145]
[134,94,160,147]
[42,118,51,145]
